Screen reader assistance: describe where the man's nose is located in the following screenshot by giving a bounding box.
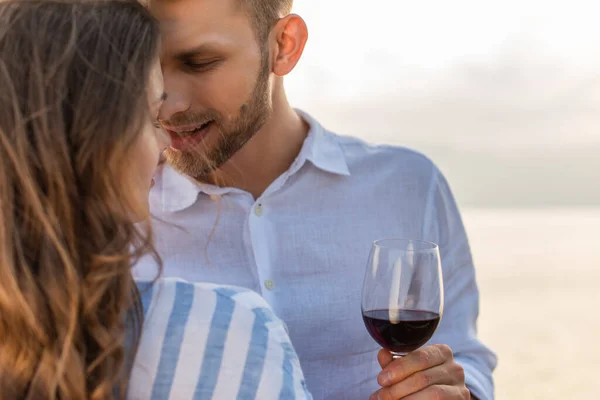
[159,70,191,121]
[159,91,190,121]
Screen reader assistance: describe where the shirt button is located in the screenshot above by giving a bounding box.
[264,279,274,290]
[254,203,263,217]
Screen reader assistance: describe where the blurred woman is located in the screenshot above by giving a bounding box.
[0,0,168,397]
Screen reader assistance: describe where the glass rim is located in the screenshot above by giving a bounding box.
[372,238,439,251]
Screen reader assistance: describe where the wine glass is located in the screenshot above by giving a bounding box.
[362,238,444,359]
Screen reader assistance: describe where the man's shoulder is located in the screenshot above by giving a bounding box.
[328,131,439,176]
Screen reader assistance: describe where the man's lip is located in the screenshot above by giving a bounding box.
[168,122,212,150]
[162,122,210,133]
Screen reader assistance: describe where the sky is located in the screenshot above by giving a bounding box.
[284,1,600,207]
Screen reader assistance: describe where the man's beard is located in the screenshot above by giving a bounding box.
[163,57,271,181]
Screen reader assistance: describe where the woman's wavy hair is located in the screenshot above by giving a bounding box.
[0,0,161,398]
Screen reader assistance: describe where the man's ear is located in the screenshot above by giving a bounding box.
[270,14,308,77]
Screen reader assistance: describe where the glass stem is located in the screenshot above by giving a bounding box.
[390,352,407,359]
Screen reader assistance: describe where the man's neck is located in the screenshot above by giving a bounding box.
[213,94,309,199]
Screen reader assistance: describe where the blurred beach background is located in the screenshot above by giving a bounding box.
[286,1,600,398]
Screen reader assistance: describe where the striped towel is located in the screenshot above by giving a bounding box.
[127,278,312,400]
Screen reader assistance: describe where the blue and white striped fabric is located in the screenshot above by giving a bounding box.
[128,278,312,400]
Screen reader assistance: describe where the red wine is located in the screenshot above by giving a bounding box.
[362,309,441,353]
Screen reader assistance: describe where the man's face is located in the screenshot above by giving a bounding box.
[153,0,272,179]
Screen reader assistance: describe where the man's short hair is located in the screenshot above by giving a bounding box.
[238,0,293,42]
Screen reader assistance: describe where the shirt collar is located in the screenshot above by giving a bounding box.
[152,110,350,213]
[296,109,351,177]
[151,163,203,213]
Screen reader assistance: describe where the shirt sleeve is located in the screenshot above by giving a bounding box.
[130,280,313,400]
[224,288,314,400]
[422,167,498,400]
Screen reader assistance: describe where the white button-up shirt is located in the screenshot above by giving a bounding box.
[135,110,497,400]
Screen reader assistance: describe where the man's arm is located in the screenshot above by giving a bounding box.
[369,165,497,400]
[426,167,497,398]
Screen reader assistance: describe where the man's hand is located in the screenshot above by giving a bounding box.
[370,344,470,400]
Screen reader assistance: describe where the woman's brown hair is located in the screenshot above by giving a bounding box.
[0,0,161,398]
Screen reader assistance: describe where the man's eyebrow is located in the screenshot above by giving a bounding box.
[173,43,220,59]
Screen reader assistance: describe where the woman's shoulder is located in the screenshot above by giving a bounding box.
[130,278,312,399]
[136,278,275,319]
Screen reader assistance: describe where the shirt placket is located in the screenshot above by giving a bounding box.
[245,165,303,303]
[247,195,276,300]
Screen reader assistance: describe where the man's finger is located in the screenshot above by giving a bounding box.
[371,384,470,400]
[378,344,453,387]
[372,364,458,399]
[378,349,394,369]
[401,384,471,400]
